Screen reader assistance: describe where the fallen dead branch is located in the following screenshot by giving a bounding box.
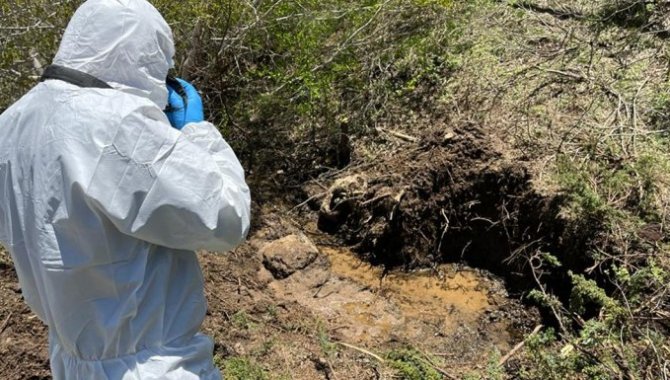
[336,341,385,363]
[291,192,328,211]
[376,127,419,143]
[0,312,13,334]
[499,324,543,366]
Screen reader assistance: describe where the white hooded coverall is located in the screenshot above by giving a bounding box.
[0,0,251,379]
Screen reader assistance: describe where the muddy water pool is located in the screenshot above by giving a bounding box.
[269,245,518,361]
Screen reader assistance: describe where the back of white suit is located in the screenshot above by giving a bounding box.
[0,1,251,379]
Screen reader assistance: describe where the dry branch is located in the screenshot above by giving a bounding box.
[0,312,13,334]
[336,341,385,363]
[499,324,543,366]
[375,127,419,143]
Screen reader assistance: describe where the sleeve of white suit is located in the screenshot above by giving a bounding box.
[84,108,251,252]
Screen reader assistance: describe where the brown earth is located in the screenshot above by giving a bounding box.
[0,255,50,380]
[0,207,539,379]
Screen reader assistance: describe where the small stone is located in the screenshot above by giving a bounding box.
[261,234,319,279]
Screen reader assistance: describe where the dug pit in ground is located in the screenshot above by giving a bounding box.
[257,233,535,368]
[307,122,580,301]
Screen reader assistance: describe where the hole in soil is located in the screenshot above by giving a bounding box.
[308,129,601,329]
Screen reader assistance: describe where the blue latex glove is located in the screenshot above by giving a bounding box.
[165,77,204,130]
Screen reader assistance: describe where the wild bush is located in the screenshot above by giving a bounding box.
[152,0,463,185]
[2,0,466,187]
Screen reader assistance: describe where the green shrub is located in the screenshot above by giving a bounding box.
[1,0,473,183]
[386,349,442,380]
[569,273,624,322]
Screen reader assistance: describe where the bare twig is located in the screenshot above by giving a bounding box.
[499,325,543,366]
[361,192,393,206]
[0,312,13,334]
[336,341,385,363]
[528,252,567,334]
[375,127,419,143]
[291,192,327,211]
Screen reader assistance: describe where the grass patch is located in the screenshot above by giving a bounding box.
[231,311,258,330]
[220,356,269,380]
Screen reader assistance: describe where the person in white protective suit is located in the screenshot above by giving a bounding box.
[0,0,251,379]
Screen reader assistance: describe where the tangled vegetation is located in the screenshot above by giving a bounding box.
[1,0,669,378]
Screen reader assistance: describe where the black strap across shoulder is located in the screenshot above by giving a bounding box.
[40,65,112,89]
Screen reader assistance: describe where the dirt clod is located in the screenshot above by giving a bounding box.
[261,234,320,279]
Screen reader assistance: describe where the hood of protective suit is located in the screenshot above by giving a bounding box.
[53,0,174,109]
